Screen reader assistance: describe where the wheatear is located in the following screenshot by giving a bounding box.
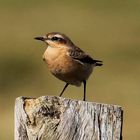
[35,32,103,101]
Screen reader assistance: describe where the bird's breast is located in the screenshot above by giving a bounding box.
[43,46,69,72]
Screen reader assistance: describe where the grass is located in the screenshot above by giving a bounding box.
[0,0,140,139]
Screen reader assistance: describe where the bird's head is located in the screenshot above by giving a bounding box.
[34,32,74,48]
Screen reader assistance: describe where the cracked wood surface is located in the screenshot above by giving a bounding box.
[15,96,123,140]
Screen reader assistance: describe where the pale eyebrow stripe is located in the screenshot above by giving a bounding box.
[54,34,64,38]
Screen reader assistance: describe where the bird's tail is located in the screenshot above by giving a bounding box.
[95,60,103,66]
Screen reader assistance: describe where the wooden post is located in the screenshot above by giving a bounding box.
[15,96,123,140]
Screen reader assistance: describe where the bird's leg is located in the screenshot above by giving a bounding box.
[83,80,86,101]
[59,83,69,97]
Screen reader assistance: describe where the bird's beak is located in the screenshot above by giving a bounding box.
[34,36,47,41]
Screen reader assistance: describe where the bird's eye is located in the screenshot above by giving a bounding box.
[51,37,60,41]
[51,36,66,44]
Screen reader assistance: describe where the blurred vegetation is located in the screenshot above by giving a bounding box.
[0,0,140,139]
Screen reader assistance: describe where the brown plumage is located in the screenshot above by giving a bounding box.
[35,32,103,101]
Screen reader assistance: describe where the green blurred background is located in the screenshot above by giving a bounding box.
[0,0,140,139]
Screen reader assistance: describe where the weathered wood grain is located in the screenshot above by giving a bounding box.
[15,96,123,140]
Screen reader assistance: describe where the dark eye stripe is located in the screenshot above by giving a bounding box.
[51,37,59,41]
[51,36,66,44]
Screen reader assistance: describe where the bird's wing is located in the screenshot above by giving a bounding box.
[68,47,103,66]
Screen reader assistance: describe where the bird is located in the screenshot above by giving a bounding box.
[34,32,103,101]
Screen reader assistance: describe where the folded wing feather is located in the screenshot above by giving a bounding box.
[68,47,103,66]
